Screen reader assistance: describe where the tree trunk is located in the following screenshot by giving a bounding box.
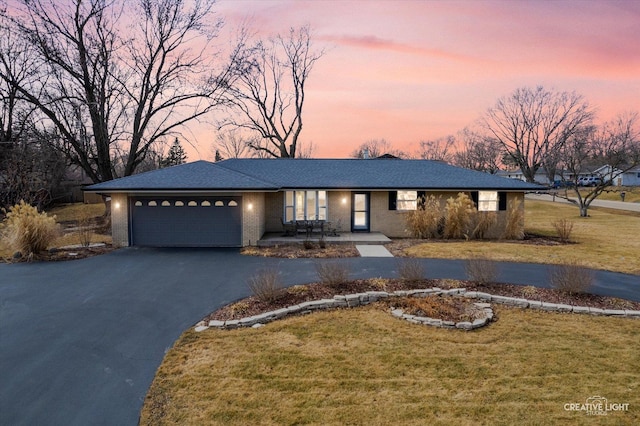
[579,205,588,217]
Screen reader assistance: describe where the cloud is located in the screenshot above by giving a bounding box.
[320,34,474,63]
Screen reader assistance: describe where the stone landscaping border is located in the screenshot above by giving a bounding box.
[194,287,640,332]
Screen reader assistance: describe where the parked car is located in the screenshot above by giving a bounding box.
[551,180,575,189]
[578,176,602,187]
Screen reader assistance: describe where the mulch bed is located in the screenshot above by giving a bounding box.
[242,244,360,258]
[205,278,640,324]
[242,234,570,259]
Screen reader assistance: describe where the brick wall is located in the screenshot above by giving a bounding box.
[242,192,265,246]
[110,193,129,247]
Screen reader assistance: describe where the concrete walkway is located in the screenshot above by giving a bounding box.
[1,248,639,425]
[356,245,394,257]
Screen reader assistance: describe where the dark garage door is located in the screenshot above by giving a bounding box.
[130,196,242,247]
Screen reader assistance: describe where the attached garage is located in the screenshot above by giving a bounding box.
[130,196,242,247]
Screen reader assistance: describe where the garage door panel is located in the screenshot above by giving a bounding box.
[130,197,242,247]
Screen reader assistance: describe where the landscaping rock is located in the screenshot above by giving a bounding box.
[194,325,209,332]
[455,322,473,330]
[208,320,225,328]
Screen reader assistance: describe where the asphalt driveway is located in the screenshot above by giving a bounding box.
[1,248,639,425]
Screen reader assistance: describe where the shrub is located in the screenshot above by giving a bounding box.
[318,238,327,249]
[465,256,498,284]
[552,218,574,243]
[247,268,283,303]
[1,201,59,255]
[443,193,475,239]
[471,211,497,240]
[303,239,315,250]
[398,258,425,282]
[502,199,524,239]
[548,261,594,295]
[405,195,443,239]
[77,207,94,247]
[315,260,350,287]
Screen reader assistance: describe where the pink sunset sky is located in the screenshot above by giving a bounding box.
[194,0,640,159]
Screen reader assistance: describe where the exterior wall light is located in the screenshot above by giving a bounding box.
[341,197,347,205]
[114,201,121,209]
[247,202,253,211]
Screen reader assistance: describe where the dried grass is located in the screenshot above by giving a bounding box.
[1,201,60,255]
[443,193,475,239]
[502,199,524,239]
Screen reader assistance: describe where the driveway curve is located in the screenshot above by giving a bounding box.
[1,247,639,425]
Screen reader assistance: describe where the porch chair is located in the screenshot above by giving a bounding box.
[281,219,297,237]
[326,219,342,236]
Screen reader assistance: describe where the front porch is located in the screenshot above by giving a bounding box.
[257,232,391,247]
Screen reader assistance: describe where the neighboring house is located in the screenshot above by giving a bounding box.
[591,165,640,187]
[497,168,561,185]
[84,159,541,247]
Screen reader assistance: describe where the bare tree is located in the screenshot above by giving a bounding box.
[0,0,241,183]
[418,135,456,162]
[212,129,254,159]
[224,25,323,158]
[350,138,406,159]
[482,86,593,183]
[452,127,503,173]
[558,112,640,217]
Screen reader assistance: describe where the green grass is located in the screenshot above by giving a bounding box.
[141,307,640,425]
[405,200,640,274]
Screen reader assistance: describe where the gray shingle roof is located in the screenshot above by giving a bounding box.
[84,160,278,191]
[218,158,541,190]
[85,158,542,192]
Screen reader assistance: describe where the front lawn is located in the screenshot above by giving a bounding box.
[141,306,640,425]
[401,200,640,275]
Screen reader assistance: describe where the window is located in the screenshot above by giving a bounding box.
[478,191,498,211]
[134,201,143,206]
[188,201,197,206]
[214,201,224,206]
[161,200,171,206]
[228,200,238,207]
[175,201,184,206]
[397,191,418,210]
[201,201,211,206]
[284,191,327,222]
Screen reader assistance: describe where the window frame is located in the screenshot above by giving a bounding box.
[284,190,328,222]
[396,190,418,211]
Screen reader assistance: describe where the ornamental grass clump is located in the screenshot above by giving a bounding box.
[443,193,475,239]
[1,201,59,255]
[503,199,524,240]
[405,195,443,239]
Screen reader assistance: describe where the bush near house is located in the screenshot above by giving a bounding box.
[405,192,503,240]
[1,201,59,255]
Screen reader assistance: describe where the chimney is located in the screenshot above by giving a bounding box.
[363,148,370,159]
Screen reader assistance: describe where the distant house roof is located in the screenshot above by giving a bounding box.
[85,158,542,192]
